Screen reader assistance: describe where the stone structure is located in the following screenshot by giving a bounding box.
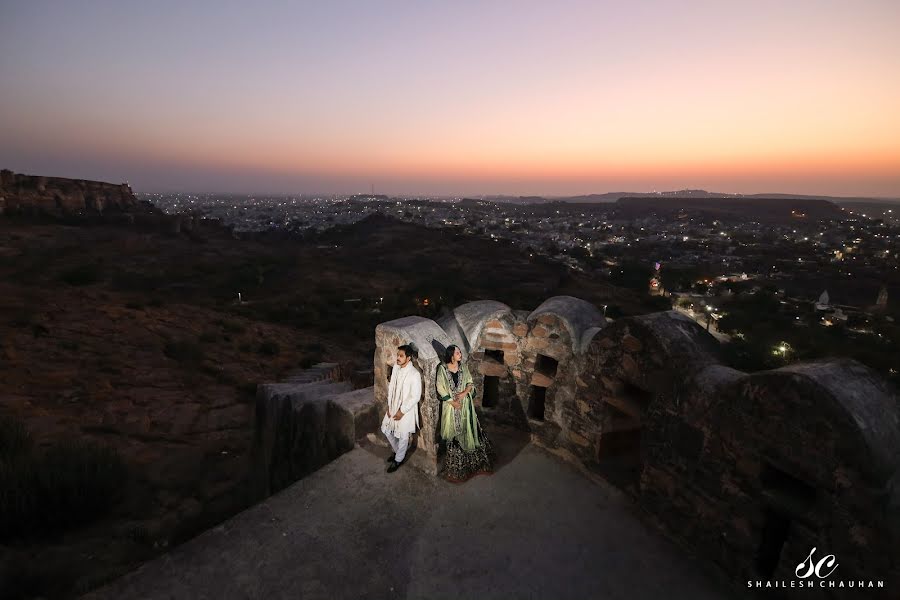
[374,297,607,473]
[0,169,138,215]
[252,363,378,499]
[0,170,239,240]
[376,297,900,596]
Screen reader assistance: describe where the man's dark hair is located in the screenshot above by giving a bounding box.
[443,344,459,364]
[397,344,414,359]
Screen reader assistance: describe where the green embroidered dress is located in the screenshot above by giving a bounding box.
[436,362,494,482]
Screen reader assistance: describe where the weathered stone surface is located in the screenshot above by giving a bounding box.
[86,443,742,600]
[436,300,511,354]
[479,339,504,350]
[251,378,354,499]
[376,298,900,595]
[479,360,507,378]
[621,353,640,379]
[569,431,591,446]
[600,376,625,395]
[0,169,140,215]
[526,338,549,351]
[365,432,389,447]
[622,334,642,353]
[528,295,607,352]
[481,333,514,346]
[328,386,378,443]
[530,372,553,388]
[598,337,615,349]
[603,395,642,419]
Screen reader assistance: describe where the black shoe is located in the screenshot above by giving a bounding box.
[386,453,395,463]
[386,460,402,473]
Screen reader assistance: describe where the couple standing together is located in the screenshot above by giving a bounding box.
[381,343,494,482]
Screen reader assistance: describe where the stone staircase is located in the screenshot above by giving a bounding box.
[251,363,377,499]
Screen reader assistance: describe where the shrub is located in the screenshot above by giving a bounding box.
[200,362,219,376]
[257,341,280,356]
[0,416,32,459]
[299,341,325,354]
[110,269,165,292]
[34,441,127,530]
[198,331,219,344]
[59,264,102,286]
[237,381,258,398]
[218,319,246,334]
[0,429,127,540]
[163,340,206,364]
[646,295,673,311]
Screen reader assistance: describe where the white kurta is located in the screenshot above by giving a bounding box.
[381,362,422,438]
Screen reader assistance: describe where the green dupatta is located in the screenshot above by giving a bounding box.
[436,362,482,452]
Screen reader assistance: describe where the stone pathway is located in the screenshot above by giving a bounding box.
[86,433,744,600]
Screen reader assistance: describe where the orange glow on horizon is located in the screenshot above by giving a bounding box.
[1,1,899,195]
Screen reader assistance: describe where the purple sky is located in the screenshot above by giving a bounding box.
[1,1,899,196]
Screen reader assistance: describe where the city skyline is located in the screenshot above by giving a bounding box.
[1,1,899,196]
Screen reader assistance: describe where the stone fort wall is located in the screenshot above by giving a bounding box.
[0,169,138,215]
[376,296,900,597]
[0,170,235,237]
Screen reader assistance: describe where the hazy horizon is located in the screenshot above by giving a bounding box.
[2,1,899,197]
[7,163,900,200]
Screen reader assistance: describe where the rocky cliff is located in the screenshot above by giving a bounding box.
[0,169,141,215]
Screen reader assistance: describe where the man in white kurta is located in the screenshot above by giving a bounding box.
[381,344,422,473]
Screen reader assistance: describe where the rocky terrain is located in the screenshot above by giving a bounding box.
[0,210,656,598]
[0,225,341,597]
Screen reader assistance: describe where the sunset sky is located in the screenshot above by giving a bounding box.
[1,1,899,196]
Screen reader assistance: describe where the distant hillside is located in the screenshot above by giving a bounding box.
[831,201,900,224]
[745,193,900,204]
[481,190,900,206]
[461,196,550,208]
[612,196,846,223]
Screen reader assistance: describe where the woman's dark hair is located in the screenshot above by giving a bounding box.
[443,344,459,364]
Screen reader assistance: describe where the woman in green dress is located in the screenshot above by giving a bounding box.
[436,345,494,482]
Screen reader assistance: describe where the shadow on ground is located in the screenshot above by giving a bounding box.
[86,429,745,600]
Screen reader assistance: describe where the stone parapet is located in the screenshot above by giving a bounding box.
[377,298,900,595]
